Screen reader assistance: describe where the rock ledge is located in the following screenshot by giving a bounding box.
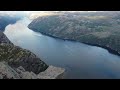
[0,62,65,79]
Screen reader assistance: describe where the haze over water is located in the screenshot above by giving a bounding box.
[4,17,120,79]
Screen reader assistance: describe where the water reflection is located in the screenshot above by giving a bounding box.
[4,18,120,79]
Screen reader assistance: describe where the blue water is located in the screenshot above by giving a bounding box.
[4,18,120,79]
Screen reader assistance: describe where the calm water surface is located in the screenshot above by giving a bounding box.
[4,18,120,79]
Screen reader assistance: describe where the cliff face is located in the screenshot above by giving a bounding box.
[0,62,65,79]
[0,31,65,79]
[28,12,120,54]
[0,31,12,44]
[0,31,49,78]
[0,43,48,74]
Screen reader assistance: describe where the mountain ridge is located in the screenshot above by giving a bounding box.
[28,12,120,55]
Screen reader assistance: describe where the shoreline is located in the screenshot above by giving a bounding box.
[30,29,120,57]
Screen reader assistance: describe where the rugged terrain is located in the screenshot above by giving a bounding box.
[0,31,48,78]
[28,11,120,55]
[0,14,65,79]
[0,31,65,79]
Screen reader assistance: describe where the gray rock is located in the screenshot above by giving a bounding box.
[16,66,26,72]
[0,30,65,79]
[0,62,37,79]
[0,62,65,79]
[0,31,12,44]
[16,66,37,79]
[0,62,20,79]
[37,65,65,79]
[0,42,48,74]
[15,65,65,79]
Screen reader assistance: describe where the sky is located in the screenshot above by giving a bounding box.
[0,11,98,14]
[0,11,99,19]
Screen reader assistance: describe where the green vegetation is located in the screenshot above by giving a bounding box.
[28,11,120,54]
[0,31,48,74]
[0,44,29,61]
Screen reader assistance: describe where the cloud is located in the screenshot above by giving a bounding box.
[0,11,27,17]
[4,18,33,43]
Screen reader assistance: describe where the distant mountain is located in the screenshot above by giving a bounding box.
[0,15,22,31]
[28,11,120,55]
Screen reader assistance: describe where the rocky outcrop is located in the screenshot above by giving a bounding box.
[0,31,48,75]
[37,65,65,79]
[0,43,48,74]
[0,61,20,79]
[0,30,65,79]
[0,31,12,44]
[0,62,65,79]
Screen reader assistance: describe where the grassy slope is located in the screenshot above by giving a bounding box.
[28,12,120,54]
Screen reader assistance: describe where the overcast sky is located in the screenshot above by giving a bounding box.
[0,11,100,18]
[0,11,98,14]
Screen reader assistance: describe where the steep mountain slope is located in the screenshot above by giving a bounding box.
[28,11,120,54]
[0,14,65,79]
[0,31,49,78]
